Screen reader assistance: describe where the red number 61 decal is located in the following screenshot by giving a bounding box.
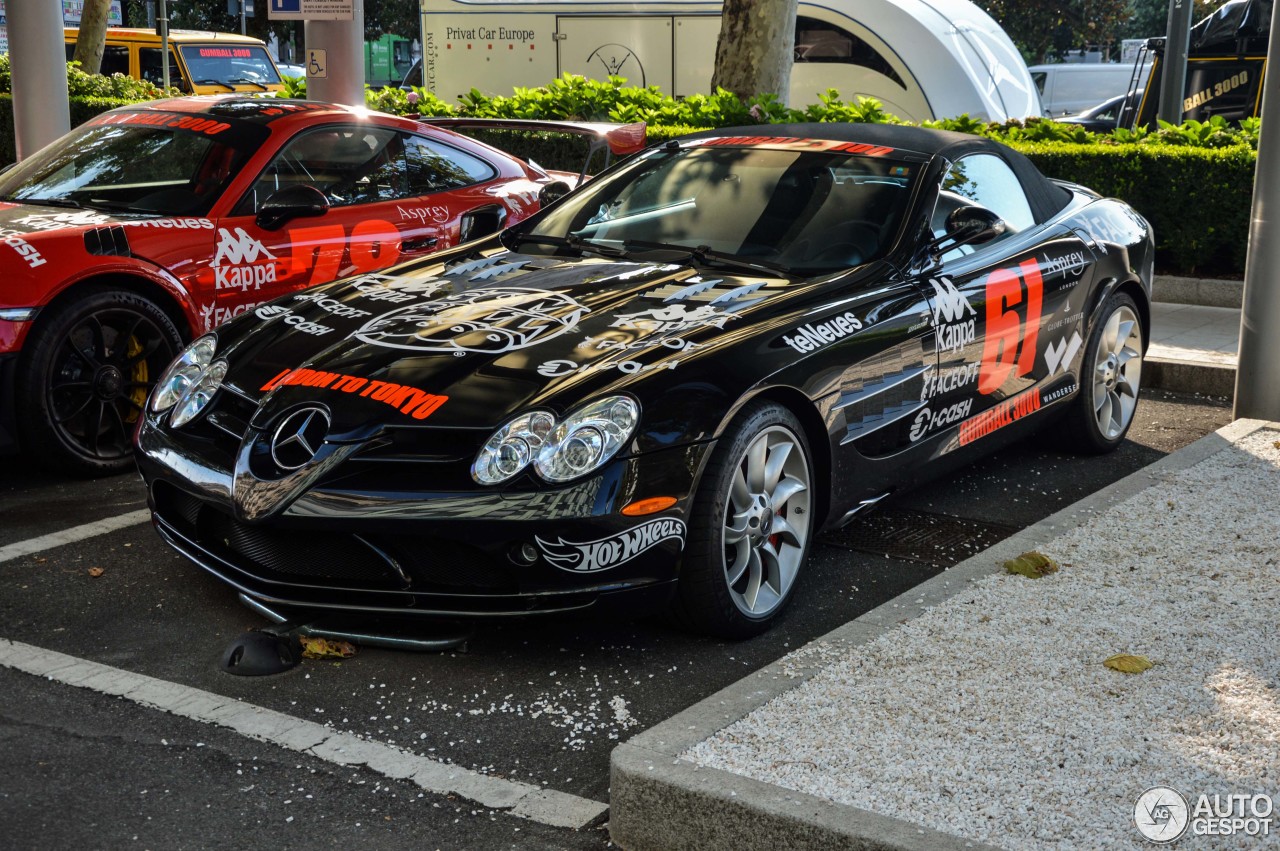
[978,258,1043,395]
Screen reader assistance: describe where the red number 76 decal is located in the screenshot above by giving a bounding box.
[288,220,402,286]
[978,258,1043,395]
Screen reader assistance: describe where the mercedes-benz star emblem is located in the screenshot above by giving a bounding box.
[270,407,330,471]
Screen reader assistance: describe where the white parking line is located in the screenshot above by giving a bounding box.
[0,637,609,830]
[0,509,151,564]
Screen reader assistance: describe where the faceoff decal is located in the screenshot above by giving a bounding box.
[200,300,260,332]
[536,518,687,573]
[920,362,980,401]
[260,368,448,420]
[536,358,679,378]
[353,286,588,354]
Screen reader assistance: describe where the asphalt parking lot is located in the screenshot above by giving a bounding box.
[0,389,1232,849]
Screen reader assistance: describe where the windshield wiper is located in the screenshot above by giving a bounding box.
[193,78,237,91]
[225,76,269,91]
[10,197,84,209]
[623,240,789,275]
[513,233,631,260]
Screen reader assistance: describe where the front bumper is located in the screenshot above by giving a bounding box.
[137,411,711,618]
[0,353,18,455]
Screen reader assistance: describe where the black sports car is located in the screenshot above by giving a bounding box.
[136,124,1153,638]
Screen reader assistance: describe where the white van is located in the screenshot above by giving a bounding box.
[416,0,1042,122]
[1029,63,1149,117]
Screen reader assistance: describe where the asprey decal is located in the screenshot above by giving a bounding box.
[396,204,450,225]
[1042,250,1087,280]
[781,310,863,353]
[260,368,448,420]
[536,518,687,573]
[958,387,1042,446]
[353,287,588,354]
[931,277,976,354]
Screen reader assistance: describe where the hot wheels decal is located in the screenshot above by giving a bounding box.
[353,286,588,354]
[260,368,448,420]
[978,259,1043,395]
[536,518,687,573]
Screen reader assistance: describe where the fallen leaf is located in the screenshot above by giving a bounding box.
[1104,653,1153,674]
[1004,551,1059,579]
[978,615,992,623]
[87,567,105,578]
[299,636,356,659]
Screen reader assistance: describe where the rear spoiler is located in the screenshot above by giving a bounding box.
[417,118,647,184]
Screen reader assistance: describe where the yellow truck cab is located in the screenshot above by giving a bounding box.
[64,28,285,95]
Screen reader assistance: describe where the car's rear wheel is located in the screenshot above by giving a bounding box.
[17,287,183,476]
[671,401,814,638]
[1061,292,1144,453]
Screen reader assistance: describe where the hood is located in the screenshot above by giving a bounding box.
[220,250,795,438]
[0,203,131,235]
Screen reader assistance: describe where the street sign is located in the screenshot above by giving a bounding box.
[307,48,328,78]
[268,0,352,21]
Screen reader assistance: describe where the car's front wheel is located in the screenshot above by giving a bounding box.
[17,286,183,476]
[672,401,815,639]
[1061,291,1145,453]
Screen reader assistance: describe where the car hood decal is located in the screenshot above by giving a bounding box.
[223,250,789,437]
[0,202,215,237]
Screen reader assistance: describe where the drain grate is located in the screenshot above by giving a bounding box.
[820,508,1016,567]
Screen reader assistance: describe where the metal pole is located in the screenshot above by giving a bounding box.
[1157,0,1193,124]
[8,0,72,159]
[1234,7,1280,420]
[305,1,365,107]
[159,0,170,90]
[241,0,247,36]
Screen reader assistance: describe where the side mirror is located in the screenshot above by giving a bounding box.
[945,205,1006,246]
[255,185,330,231]
[538,180,573,207]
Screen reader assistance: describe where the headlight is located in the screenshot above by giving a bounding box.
[472,410,557,484]
[169,360,228,428]
[150,335,217,413]
[471,396,639,485]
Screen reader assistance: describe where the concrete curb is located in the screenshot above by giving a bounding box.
[1145,355,1236,398]
[609,418,1273,850]
[1152,275,1242,308]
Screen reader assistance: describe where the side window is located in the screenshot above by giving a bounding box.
[793,16,907,90]
[139,47,183,89]
[403,135,496,194]
[235,125,412,214]
[933,154,1035,243]
[66,44,129,76]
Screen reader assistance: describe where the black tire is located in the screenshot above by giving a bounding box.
[670,401,815,639]
[17,286,183,477]
[1058,291,1145,454]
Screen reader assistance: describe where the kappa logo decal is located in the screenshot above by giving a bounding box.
[931,277,977,355]
[536,518,686,573]
[213,228,279,291]
[214,227,276,266]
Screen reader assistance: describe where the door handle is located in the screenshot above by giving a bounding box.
[403,236,439,252]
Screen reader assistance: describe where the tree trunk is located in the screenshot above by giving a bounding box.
[73,0,114,75]
[710,0,798,105]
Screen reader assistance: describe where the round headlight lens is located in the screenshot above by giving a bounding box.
[534,396,639,483]
[169,359,228,428]
[472,410,557,485]
[151,335,217,413]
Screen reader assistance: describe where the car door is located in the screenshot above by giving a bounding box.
[204,124,493,326]
[910,153,1090,450]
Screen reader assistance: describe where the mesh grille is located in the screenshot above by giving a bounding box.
[373,535,516,592]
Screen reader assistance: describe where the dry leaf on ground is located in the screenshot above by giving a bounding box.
[1104,653,1154,674]
[87,567,104,578]
[1003,551,1059,578]
[300,636,356,659]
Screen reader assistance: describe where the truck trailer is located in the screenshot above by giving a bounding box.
[415,0,1042,122]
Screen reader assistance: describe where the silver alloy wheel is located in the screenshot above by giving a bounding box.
[722,425,811,617]
[1093,304,1143,440]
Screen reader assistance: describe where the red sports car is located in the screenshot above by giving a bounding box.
[0,96,581,475]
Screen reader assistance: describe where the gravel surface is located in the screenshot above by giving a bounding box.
[685,429,1280,850]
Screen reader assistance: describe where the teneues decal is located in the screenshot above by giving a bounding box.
[781,310,863,353]
[536,518,687,573]
[354,287,588,354]
[260,368,448,420]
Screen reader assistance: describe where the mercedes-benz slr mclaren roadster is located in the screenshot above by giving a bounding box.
[136,124,1153,638]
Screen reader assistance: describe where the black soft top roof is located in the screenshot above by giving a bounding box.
[682,123,1072,225]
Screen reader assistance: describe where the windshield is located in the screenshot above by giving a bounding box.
[524,144,919,274]
[0,117,264,217]
[180,44,282,86]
